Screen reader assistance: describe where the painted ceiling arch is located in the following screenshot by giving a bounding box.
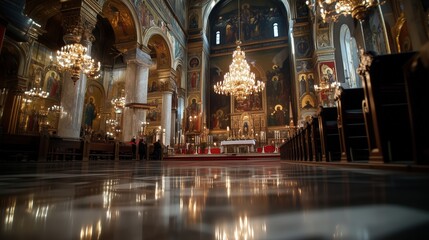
[202,0,293,38]
[147,34,172,70]
[102,0,137,44]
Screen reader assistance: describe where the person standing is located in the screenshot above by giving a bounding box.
[130,137,137,160]
[152,139,162,160]
[138,138,147,160]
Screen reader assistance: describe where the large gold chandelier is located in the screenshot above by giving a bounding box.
[306,0,383,22]
[213,0,265,101]
[56,43,100,84]
[214,41,265,100]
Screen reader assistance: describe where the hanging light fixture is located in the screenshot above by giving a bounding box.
[111,89,126,114]
[306,0,383,22]
[56,43,101,84]
[213,0,265,101]
[24,87,49,99]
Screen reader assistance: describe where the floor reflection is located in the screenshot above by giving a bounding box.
[0,160,429,239]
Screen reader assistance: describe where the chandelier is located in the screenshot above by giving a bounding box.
[306,0,383,22]
[213,0,265,101]
[56,43,101,84]
[24,87,49,99]
[111,96,125,114]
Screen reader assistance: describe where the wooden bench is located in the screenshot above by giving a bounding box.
[318,106,341,162]
[0,134,40,161]
[48,137,83,161]
[404,46,429,164]
[89,142,115,160]
[309,115,322,162]
[358,51,416,163]
[119,143,134,160]
[335,87,368,162]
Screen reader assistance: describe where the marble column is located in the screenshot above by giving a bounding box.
[57,39,92,139]
[57,71,87,139]
[56,0,100,139]
[161,91,172,147]
[122,48,152,142]
[170,110,177,146]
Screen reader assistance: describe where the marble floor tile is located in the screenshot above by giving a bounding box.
[0,160,428,240]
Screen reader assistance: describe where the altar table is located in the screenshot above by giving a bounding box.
[220,139,256,153]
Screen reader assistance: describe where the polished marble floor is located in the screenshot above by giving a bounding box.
[1,159,429,240]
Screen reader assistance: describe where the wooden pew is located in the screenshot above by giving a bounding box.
[89,142,115,160]
[318,106,341,162]
[358,51,416,163]
[48,137,83,161]
[0,134,40,161]
[119,143,133,160]
[335,87,368,162]
[404,45,429,164]
[303,121,312,161]
[309,115,322,162]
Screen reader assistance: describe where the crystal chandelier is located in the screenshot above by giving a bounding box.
[111,89,125,113]
[213,0,265,101]
[306,0,383,22]
[56,43,100,84]
[111,96,125,114]
[24,87,49,99]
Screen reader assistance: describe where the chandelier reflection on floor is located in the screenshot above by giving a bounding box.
[306,0,383,22]
[213,0,265,101]
[56,43,100,84]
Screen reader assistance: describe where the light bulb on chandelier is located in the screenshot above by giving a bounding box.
[56,43,101,84]
[213,0,265,101]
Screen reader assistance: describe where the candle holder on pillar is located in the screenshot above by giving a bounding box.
[207,135,213,154]
[314,81,340,107]
[194,135,200,155]
[140,121,149,138]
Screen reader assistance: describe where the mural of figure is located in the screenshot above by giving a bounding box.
[243,122,249,136]
[189,14,198,29]
[45,71,60,99]
[303,100,313,109]
[325,69,334,83]
[84,97,97,130]
[225,22,235,43]
[308,74,315,93]
[212,110,222,129]
[187,98,200,132]
[150,80,158,92]
[191,72,198,89]
[271,104,286,125]
[190,58,199,68]
[299,74,306,96]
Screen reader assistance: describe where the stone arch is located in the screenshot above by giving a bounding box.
[142,28,174,70]
[0,40,27,78]
[101,0,143,47]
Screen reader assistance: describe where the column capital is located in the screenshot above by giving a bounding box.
[159,78,177,93]
[60,0,101,44]
[125,48,152,67]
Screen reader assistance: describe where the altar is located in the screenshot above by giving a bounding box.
[220,139,256,154]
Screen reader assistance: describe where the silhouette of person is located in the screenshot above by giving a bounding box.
[130,137,137,159]
[152,139,162,160]
[138,138,147,160]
